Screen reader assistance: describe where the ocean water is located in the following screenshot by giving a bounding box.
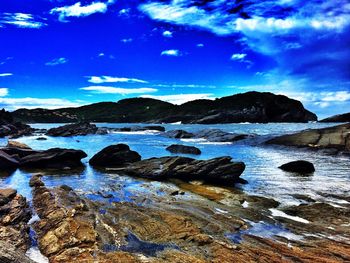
[0,122,348,207]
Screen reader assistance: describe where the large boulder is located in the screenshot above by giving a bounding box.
[166,144,201,155]
[7,141,31,149]
[46,122,106,137]
[89,144,141,167]
[279,160,315,174]
[0,150,20,169]
[123,156,245,184]
[20,148,87,169]
[267,123,350,152]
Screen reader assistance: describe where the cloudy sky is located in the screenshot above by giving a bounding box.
[0,0,349,118]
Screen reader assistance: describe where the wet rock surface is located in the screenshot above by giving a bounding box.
[89,144,141,167]
[279,160,315,174]
[46,122,107,137]
[267,123,350,153]
[27,175,350,263]
[166,144,201,155]
[121,156,245,184]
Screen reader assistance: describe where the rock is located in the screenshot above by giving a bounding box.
[0,109,33,138]
[0,150,20,169]
[164,129,251,142]
[112,125,165,132]
[267,123,350,152]
[46,122,99,137]
[163,129,194,139]
[123,156,245,185]
[20,148,87,169]
[279,160,315,174]
[0,241,35,263]
[7,141,31,149]
[0,188,32,253]
[36,137,47,141]
[166,144,201,155]
[193,129,250,142]
[89,144,141,167]
[320,112,350,122]
[29,175,44,187]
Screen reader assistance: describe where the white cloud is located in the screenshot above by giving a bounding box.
[121,38,133,43]
[0,88,9,97]
[50,2,109,22]
[0,13,46,28]
[161,49,181,56]
[141,93,215,104]
[196,43,204,47]
[231,53,247,61]
[0,97,83,110]
[155,84,216,88]
[87,76,148,84]
[45,57,68,66]
[162,30,173,37]
[0,73,13,77]
[81,86,158,94]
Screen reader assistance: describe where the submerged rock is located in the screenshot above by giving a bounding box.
[123,156,245,185]
[267,123,350,152]
[46,122,106,137]
[279,160,315,174]
[166,144,201,155]
[89,144,141,167]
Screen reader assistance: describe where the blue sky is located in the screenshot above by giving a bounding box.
[0,0,349,118]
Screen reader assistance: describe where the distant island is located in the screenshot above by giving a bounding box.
[320,112,350,122]
[12,91,317,124]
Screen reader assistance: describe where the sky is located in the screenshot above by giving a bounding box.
[0,0,349,119]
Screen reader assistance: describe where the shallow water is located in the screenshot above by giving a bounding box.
[1,122,348,207]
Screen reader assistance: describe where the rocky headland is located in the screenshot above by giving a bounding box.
[267,123,350,153]
[12,92,317,124]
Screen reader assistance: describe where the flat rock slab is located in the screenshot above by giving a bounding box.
[166,144,201,155]
[122,156,245,184]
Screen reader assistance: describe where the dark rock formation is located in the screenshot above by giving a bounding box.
[164,128,251,142]
[46,122,106,137]
[0,109,33,138]
[267,123,350,152]
[12,92,317,124]
[163,129,194,139]
[0,150,19,169]
[89,144,141,167]
[193,129,251,142]
[111,125,165,132]
[20,148,87,169]
[1,146,87,169]
[279,160,315,174]
[166,144,201,155]
[123,156,245,184]
[0,188,32,255]
[320,112,350,122]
